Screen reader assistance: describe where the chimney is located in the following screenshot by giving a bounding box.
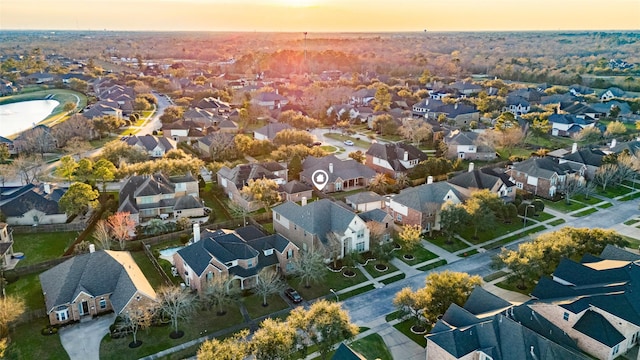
[275,88,279,95]
[468,162,475,172]
[454,103,458,110]
[610,139,617,149]
[44,183,51,194]
[571,142,578,154]
[301,197,307,206]
[89,244,95,253]
[193,223,200,243]
[403,151,408,161]
[329,163,333,174]
[427,176,433,184]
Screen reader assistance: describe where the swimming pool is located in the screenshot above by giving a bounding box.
[158,246,184,265]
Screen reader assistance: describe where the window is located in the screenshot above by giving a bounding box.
[356,242,365,252]
[612,344,620,355]
[516,182,524,189]
[275,213,280,220]
[396,214,402,222]
[357,230,364,239]
[563,312,569,321]
[55,307,69,322]
[206,272,213,282]
[247,259,253,268]
[294,224,297,230]
[287,249,293,259]
[99,298,107,309]
[385,222,389,229]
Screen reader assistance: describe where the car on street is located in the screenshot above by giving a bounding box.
[343,140,354,146]
[285,288,303,303]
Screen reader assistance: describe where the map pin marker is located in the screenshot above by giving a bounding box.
[311,169,329,191]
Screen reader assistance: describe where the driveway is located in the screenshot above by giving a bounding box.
[59,313,116,360]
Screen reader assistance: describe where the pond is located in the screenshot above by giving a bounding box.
[0,100,59,137]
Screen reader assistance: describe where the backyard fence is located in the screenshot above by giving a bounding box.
[11,222,87,234]
[142,244,172,286]
[7,255,73,277]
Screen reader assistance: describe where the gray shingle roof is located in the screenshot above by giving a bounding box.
[365,143,427,172]
[173,195,203,210]
[463,287,512,316]
[391,182,463,212]
[331,343,366,360]
[448,169,500,191]
[572,310,625,347]
[445,131,479,146]
[301,155,376,185]
[345,191,383,205]
[280,180,312,194]
[358,208,389,223]
[253,123,292,140]
[273,199,358,245]
[510,157,577,180]
[561,148,605,167]
[218,162,285,190]
[39,250,156,314]
[600,245,640,261]
[0,183,67,217]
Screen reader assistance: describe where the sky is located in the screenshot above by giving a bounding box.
[1,0,639,32]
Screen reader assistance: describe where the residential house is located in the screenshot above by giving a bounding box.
[183,107,222,128]
[504,95,530,116]
[217,119,239,133]
[195,97,231,114]
[365,143,427,178]
[591,101,633,118]
[600,87,629,101]
[350,88,376,106]
[444,130,496,160]
[447,166,516,202]
[196,132,235,159]
[426,103,480,126]
[507,157,585,199]
[0,136,15,154]
[25,72,56,84]
[161,120,205,143]
[118,173,203,224]
[326,104,360,121]
[528,249,640,360]
[81,100,123,120]
[0,78,17,95]
[549,113,596,137]
[272,198,370,256]
[559,102,605,121]
[0,183,68,225]
[279,180,313,203]
[386,181,463,232]
[358,208,394,243]
[450,81,482,96]
[39,249,157,326]
[345,191,385,212]
[122,135,176,158]
[508,88,543,103]
[558,145,606,179]
[253,123,293,141]
[569,84,595,97]
[217,162,288,211]
[251,91,289,109]
[300,155,376,193]
[427,287,590,360]
[606,140,640,158]
[174,225,299,292]
[412,98,444,118]
[0,223,15,269]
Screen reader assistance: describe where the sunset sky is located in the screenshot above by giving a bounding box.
[1,0,638,32]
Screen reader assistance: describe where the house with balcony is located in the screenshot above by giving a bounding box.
[118,173,204,224]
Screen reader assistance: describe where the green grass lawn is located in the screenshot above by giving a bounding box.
[416,259,447,272]
[99,305,244,360]
[4,317,69,360]
[131,251,167,290]
[201,184,233,222]
[548,218,566,226]
[530,211,554,222]
[624,219,640,226]
[483,270,508,282]
[363,261,399,278]
[619,192,640,201]
[242,293,289,320]
[393,320,427,347]
[336,284,375,302]
[287,268,367,301]
[495,278,535,296]
[597,202,614,209]
[385,310,403,322]
[483,225,546,249]
[573,208,598,217]
[424,233,469,252]
[572,194,605,205]
[13,231,78,268]
[380,273,406,285]
[459,220,528,245]
[5,272,45,311]
[396,246,438,265]
[320,145,338,153]
[329,188,367,200]
[349,333,393,360]
[596,185,635,198]
[541,198,587,213]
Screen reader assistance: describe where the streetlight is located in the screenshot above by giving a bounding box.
[330,288,339,302]
[523,204,535,228]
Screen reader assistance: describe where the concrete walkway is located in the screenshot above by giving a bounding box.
[483,275,531,304]
[59,313,116,360]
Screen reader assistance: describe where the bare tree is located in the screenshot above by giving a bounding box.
[563,176,585,205]
[119,304,156,347]
[157,286,197,338]
[324,232,343,269]
[107,212,137,250]
[292,250,326,289]
[593,164,619,191]
[51,114,93,147]
[398,118,432,145]
[93,220,112,250]
[18,126,57,158]
[12,155,44,184]
[204,274,240,316]
[0,164,16,187]
[253,268,285,307]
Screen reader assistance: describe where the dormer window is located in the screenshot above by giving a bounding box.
[263,249,274,256]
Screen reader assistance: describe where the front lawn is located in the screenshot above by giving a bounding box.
[380,273,406,285]
[99,305,244,360]
[596,185,635,198]
[242,293,289,320]
[573,208,598,217]
[349,333,393,360]
[323,132,371,148]
[424,233,469,252]
[572,194,604,205]
[335,284,375,302]
[416,259,447,272]
[286,268,367,301]
[393,319,427,347]
[131,251,167,290]
[4,317,68,360]
[5,272,45,311]
[531,211,554,222]
[363,261,399,278]
[541,199,587,213]
[619,192,640,201]
[13,231,78,268]
[483,225,546,249]
[548,218,566,226]
[495,278,536,296]
[458,220,527,245]
[395,246,438,265]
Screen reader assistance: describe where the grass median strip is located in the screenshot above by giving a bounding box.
[417,259,447,272]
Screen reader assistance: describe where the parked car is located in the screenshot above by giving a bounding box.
[285,288,303,303]
[343,140,354,146]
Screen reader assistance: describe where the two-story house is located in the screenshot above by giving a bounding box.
[504,95,530,116]
[118,173,204,224]
[121,135,177,158]
[387,181,463,232]
[558,144,606,180]
[549,114,597,137]
[272,199,370,259]
[217,162,288,212]
[174,225,299,292]
[365,143,427,178]
[447,165,516,202]
[251,91,289,110]
[0,183,68,226]
[507,157,585,199]
[444,130,496,161]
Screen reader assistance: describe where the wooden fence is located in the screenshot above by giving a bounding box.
[11,221,87,234]
[7,255,73,277]
[142,243,172,286]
